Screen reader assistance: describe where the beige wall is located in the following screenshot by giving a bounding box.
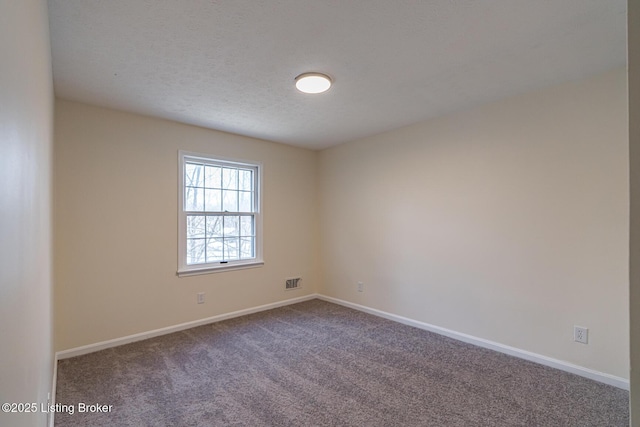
[54,100,318,351]
[53,58,629,389]
[0,1,54,426]
[319,68,629,379]
[629,0,640,421]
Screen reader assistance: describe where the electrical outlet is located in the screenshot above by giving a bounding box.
[357,281,364,292]
[197,292,205,304]
[574,326,588,344]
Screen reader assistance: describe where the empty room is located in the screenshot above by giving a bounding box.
[3,0,640,426]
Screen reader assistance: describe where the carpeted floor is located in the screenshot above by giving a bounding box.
[55,299,629,426]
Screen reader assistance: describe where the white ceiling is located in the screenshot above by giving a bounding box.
[48,0,627,150]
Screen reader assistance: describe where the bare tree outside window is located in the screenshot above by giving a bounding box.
[178,153,260,274]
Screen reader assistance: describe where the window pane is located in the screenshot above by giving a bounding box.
[187,215,205,238]
[182,156,259,269]
[222,190,238,212]
[204,189,222,211]
[224,237,239,260]
[206,238,224,262]
[185,163,204,187]
[204,166,221,189]
[185,187,204,211]
[240,215,253,236]
[239,170,253,191]
[187,238,205,264]
[238,191,252,212]
[222,168,238,190]
[224,216,239,237]
[205,216,223,237]
[240,237,254,259]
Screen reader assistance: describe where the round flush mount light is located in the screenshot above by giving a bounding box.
[295,72,332,94]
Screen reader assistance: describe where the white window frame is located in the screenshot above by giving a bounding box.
[177,151,263,277]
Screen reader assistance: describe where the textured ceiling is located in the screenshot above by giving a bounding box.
[48,0,627,150]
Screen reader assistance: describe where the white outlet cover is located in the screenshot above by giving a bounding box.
[574,326,588,344]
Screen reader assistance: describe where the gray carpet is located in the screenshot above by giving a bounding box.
[55,299,629,426]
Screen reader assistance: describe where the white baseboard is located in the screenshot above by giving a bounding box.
[316,294,629,390]
[49,354,58,427]
[54,292,628,390]
[55,294,317,360]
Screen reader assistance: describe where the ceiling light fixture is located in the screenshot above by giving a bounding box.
[295,72,332,94]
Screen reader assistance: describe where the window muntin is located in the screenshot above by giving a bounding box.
[185,215,255,264]
[178,152,262,275]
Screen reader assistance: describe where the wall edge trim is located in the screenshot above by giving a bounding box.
[49,357,58,427]
[55,293,628,390]
[316,294,629,390]
[55,294,317,359]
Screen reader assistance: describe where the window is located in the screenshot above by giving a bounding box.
[178,151,262,276]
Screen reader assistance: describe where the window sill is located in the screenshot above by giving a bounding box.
[177,260,264,277]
